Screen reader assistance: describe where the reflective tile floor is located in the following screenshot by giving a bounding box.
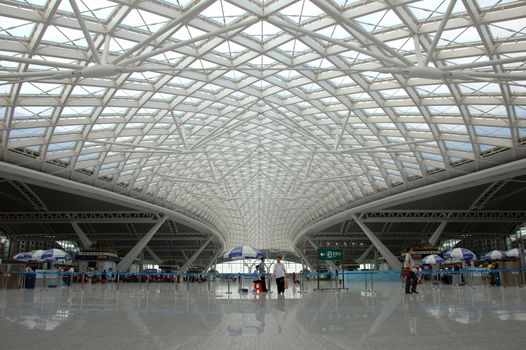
[1,281,526,350]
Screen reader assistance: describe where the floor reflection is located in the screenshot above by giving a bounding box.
[1,283,525,349]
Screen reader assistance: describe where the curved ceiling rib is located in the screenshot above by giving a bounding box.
[0,0,525,251]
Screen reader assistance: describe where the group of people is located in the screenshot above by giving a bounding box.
[254,256,287,294]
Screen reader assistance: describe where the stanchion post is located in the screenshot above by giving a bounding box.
[42,272,47,291]
[226,275,232,294]
[342,271,345,290]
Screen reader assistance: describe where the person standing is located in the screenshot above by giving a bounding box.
[404,247,418,294]
[257,257,268,292]
[273,256,286,295]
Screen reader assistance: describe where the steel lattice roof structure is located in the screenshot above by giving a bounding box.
[1,0,526,253]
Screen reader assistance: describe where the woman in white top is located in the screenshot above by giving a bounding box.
[404,247,418,294]
[273,256,286,295]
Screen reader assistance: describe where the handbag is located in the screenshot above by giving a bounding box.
[401,268,411,277]
[284,278,288,289]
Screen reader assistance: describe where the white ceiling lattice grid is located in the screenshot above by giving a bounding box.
[0,0,525,250]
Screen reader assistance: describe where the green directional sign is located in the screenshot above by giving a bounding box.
[318,248,343,261]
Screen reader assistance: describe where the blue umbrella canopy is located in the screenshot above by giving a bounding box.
[41,249,71,261]
[444,248,477,261]
[421,254,445,264]
[223,245,264,260]
[505,248,526,258]
[13,252,34,261]
[483,250,507,260]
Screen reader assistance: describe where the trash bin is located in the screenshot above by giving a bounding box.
[25,273,36,289]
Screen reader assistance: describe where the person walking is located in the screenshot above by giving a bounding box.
[404,247,418,294]
[273,256,286,295]
[257,257,268,292]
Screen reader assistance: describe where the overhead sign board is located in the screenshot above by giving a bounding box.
[318,248,343,261]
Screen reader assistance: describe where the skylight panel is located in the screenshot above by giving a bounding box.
[47,141,76,151]
[149,50,183,63]
[416,84,450,96]
[109,37,137,53]
[121,9,169,32]
[57,0,117,21]
[251,55,278,67]
[129,71,162,81]
[384,37,414,53]
[280,0,325,24]
[489,19,526,40]
[277,39,310,55]
[439,26,481,47]
[242,21,282,40]
[515,106,526,119]
[305,58,335,69]
[355,10,403,33]
[222,70,247,81]
[19,82,64,96]
[437,124,467,134]
[9,127,45,139]
[407,0,450,21]
[468,105,508,117]
[92,124,116,131]
[477,0,518,9]
[474,126,511,138]
[201,0,246,24]
[172,25,206,41]
[315,25,351,40]
[379,88,409,99]
[275,69,302,80]
[150,92,174,101]
[168,76,195,87]
[114,89,144,98]
[458,82,501,94]
[212,40,246,56]
[0,17,35,38]
[101,107,129,115]
[405,123,430,131]
[77,153,100,161]
[14,106,54,120]
[71,85,107,97]
[41,26,87,47]
[428,105,460,115]
[444,140,473,152]
[54,125,84,135]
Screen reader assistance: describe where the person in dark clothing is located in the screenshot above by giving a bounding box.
[257,257,268,292]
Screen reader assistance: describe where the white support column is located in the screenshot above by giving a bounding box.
[180,237,213,272]
[144,246,163,265]
[356,244,374,264]
[352,215,402,270]
[295,249,315,271]
[428,221,447,246]
[204,249,222,272]
[71,222,92,248]
[116,217,167,272]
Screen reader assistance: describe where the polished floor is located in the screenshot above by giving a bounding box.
[1,280,526,350]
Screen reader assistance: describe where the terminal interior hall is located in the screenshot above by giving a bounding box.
[0,0,526,349]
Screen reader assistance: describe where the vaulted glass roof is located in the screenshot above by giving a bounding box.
[0,0,525,250]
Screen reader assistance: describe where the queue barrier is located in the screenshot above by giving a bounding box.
[1,269,524,292]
